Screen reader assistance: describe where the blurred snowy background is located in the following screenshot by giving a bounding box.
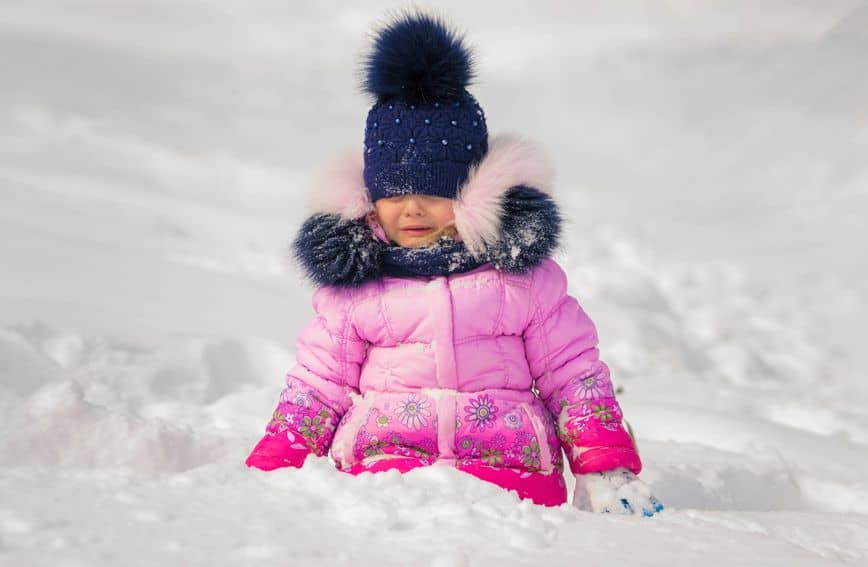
[1,1,867,565]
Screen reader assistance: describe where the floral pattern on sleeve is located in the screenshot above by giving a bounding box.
[266,375,340,456]
[548,363,640,474]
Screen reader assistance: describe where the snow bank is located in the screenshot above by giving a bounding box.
[3,462,868,566]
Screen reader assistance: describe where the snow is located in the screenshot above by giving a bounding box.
[1,1,867,565]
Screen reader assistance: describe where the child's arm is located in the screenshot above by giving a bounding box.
[522,259,641,476]
[246,286,366,470]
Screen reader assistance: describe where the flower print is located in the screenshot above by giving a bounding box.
[512,430,533,446]
[375,413,391,428]
[415,438,436,457]
[573,372,611,401]
[279,388,293,405]
[502,411,523,430]
[481,448,503,467]
[591,402,613,422]
[464,395,498,430]
[564,415,589,434]
[458,437,480,457]
[292,391,312,408]
[363,437,387,457]
[298,414,325,440]
[299,410,332,443]
[490,433,507,449]
[269,409,287,430]
[395,393,432,430]
[404,442,430,459]
[521,440,541,470]
[558,427,575,446]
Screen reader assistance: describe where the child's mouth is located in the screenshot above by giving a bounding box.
[401,227,432,235]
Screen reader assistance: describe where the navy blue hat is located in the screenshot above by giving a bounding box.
[362,12,489,201]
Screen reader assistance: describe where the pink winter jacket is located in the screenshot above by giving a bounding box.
[246,136,641,506]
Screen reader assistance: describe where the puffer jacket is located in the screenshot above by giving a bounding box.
[246,136,641,506]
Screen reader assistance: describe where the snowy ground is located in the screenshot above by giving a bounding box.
[1,1,867,565]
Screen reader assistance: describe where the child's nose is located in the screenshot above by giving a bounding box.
[403,197,426,215]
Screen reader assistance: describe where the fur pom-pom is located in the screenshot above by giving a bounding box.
[363,11,475,103]
[292,214,383,287]
[488,186,562,273]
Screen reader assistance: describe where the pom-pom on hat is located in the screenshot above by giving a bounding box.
[361,11,489,202]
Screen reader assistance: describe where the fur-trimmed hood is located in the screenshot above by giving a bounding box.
[293,135,562,287]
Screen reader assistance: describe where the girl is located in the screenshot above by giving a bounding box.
[246,12,662,515]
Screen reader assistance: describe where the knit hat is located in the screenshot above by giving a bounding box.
[361,12,489,201]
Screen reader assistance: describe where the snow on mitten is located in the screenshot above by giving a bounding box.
[573,467,664,516]
[245,429,312,471]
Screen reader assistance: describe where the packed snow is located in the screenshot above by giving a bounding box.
[1,1,867,565]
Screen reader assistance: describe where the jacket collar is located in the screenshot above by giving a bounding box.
[293,135,562,287]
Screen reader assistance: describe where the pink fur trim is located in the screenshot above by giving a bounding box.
[308,150,373,220]
[453,135,553,257]
[307,135,553,258]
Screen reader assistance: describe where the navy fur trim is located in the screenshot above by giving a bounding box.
[292,186,560,287]
[292,214,382,288]
[488,186,562,274]
[363,12,475,103]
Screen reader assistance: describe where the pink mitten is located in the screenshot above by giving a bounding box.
[245,430,312,471]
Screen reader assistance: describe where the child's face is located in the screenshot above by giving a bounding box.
[373,194,456,247]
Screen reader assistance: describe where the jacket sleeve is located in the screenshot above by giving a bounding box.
[256,286,367,457]
[522,259,641,475]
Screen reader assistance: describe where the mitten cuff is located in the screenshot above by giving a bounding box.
[245,430,312,470]
[570,446,641,475]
